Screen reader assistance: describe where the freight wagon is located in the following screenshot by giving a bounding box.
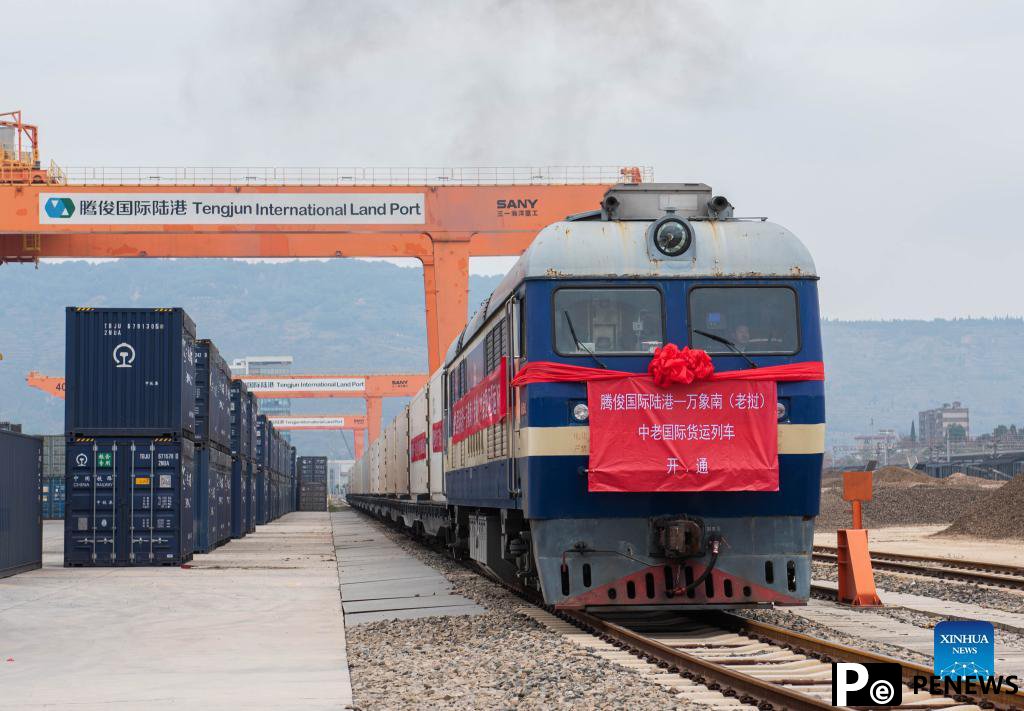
[348,184,826,610]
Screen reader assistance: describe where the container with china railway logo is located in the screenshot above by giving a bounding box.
[64,436,195,567]
[64,307,197,439]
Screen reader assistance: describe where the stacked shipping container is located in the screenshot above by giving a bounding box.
[63,307,298,568]
[229,380,253,539]
[65,308,198,566]
[41,435,66,519]
[297,456,328,511]
[193,340,233,553]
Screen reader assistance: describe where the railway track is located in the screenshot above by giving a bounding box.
[813,546,1024,591]
[361,509,1024,710]
[541,608,1024,710]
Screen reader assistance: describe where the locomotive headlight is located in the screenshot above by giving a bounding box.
[651,217,693,257]
[776,401,787,421]
[573,403,589,422]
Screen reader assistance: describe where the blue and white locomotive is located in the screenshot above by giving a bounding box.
[348,183,824,609]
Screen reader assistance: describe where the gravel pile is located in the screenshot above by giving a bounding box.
[873,466,936,485]
[816,484,993,530]
[344,519,688,710]
[812,562,1024,615]
[941,474,1024,539]
[941,472,1002,489]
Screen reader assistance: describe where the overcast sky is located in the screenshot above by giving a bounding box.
[6,0,1022,319]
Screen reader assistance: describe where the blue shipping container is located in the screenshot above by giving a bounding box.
[255,415,268,468]
[246,460,257,533]
[255,465,268,525]
[247,392,259,462]
[41,475,66,519]
[230,380,252,459]
[230,457,250,539]
[65,308,197,438]
[0,430,42,579]
[194,446,232,553]
[65,437,194,566]
[194,340,232,450]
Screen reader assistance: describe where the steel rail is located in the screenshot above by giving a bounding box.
[350,504,1024,710]
[714,613,1024,710]
[813,546,1024,590]
[562,609,839,711]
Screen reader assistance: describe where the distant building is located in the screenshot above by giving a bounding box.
[918,402,969,444]
[230,356,294,439]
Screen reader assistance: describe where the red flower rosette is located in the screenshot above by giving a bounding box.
[647,343,715,388]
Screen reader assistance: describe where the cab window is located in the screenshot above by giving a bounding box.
[689,286,799,355]
[554,288,663,355]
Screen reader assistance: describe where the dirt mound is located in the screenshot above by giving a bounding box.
[872,466,934,485]
[941,475,1024,539]
[941,472,999,488]
[815,484,992,531]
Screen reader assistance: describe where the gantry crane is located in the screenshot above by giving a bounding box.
[266,414,367,459]
[1,110,646,371]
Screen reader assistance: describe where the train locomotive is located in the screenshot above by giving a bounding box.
[348,183,825,610]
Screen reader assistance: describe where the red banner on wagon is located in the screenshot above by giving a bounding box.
[410,432,428,462]
[450,357,507,444]
[587,378,778,493]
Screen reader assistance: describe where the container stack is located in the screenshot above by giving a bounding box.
[64,307,197,566]
[229,379,254,540]
[245,392,259,534]
[0,429,42,579]
[193,340,233,554]
[255,415,270,525]
[297,456,328,511]
[41,435,66,519]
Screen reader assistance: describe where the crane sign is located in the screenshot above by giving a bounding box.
[266,414,368,458]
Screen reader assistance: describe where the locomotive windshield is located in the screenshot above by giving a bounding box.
[689,286,800,355]
[554,288,663,355]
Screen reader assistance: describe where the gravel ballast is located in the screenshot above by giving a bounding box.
[343,518,690,710]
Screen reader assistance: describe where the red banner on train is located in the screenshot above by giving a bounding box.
[431,421,444,452]
[587,378,778,493]
[451,357,507,444]
[410,432,428,462]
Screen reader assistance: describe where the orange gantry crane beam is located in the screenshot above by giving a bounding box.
[0,114,638,371]
[25,371,65,398]
[266,414,367,459]
[1,182,615,371]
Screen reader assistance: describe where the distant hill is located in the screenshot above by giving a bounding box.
[0,259,500,457]
[821,317,1023,445]
[1,260,1020,456]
